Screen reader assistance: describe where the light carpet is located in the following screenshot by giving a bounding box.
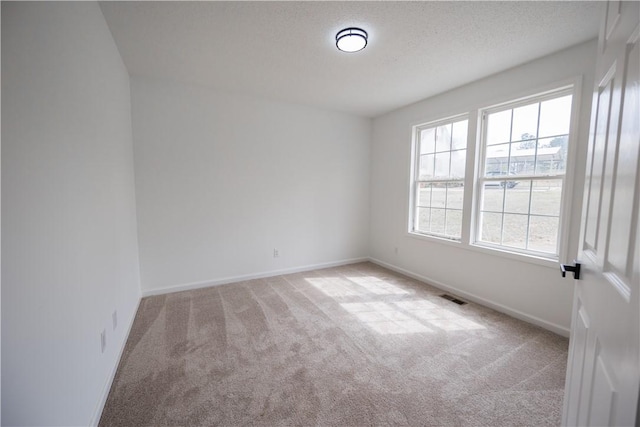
[99,262,568,426]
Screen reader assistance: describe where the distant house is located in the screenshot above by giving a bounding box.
[486,145,564,174]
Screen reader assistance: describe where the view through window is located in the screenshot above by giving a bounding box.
[409,86,575,261]
[477,90,573,255]
[412,117,469,240]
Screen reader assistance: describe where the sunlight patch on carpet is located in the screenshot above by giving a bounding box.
[341,301,433,334]
[305,277,363,297]
[395,300,486,331]
[345,276,411,295]
[337,299,486,335]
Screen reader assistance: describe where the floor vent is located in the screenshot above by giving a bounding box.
[440,294,467,305]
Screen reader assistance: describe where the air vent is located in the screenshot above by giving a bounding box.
[440,294,467,305]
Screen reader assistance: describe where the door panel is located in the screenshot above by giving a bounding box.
[565,304,589,427]
[608,26,639,279]
[563,2,639,426]
[583,68,615,252]
[588,355,615,426]
[604,0,621,44]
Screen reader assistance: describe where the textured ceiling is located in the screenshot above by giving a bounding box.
[100,1,602,117]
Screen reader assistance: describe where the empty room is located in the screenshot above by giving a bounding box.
[2,1,639,426]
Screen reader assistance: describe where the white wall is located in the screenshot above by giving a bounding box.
[370,40,597,334]
[2,3,141,426]
[0,2,595,422]
[131,77,371,294]
[1,4,3,423]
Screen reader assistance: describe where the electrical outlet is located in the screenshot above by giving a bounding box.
[394,247,398,255]
[100,329,106,353]
[273,248,279,258]
[112,310,118,330]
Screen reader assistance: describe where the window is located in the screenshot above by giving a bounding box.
[408,84,577,263]
[411,116,469,240]
[476,89,573,256]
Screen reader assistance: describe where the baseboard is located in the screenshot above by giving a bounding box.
[141,257,370,297]
[89,295,142,426]
[369,257,570,337]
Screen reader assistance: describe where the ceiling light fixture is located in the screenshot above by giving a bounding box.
[336,27,368,53]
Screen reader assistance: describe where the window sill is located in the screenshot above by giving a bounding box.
[407,231,463,248]
[468,242,559,269]
[406,231,559,270]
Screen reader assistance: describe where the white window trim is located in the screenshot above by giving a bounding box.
[406,77,583,270]
[473,86,574,259]
[408,113,469,242]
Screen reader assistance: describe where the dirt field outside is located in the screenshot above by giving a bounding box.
[416,180,561,254]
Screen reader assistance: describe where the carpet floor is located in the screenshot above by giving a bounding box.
[99,262,568,426]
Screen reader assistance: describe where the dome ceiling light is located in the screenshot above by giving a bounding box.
[336,27,368,53]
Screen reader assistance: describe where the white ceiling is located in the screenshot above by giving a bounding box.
[100,1,602,118]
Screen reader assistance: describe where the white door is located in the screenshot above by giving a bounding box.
[562,1,640,426]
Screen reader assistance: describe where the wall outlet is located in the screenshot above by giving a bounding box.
[112,310,118,330]
[394,247,398,255]
[100,329,106,353]
[273,248,279,258]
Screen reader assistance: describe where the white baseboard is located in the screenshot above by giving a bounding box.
[368,257,570,337]
[141,257,369,297]
[89,295,142,426]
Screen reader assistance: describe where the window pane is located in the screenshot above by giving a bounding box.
[430,208,446,235]
[530,180,562,216]
[504,181,530,214]
[480,212,502,243]
[511,103,539,142]
[450,150,466,178]
[509,141,536,175]
[412,117,468,241]
[420,128,436,154]
[514,155,536,176]
[539,95,572,138]
[476,89,572,257]
[445,210,462,237]
[431,185,446,208]
[434,152,450,177]
[435,124,452,152]
[481,185,504,212]
[416,183,432,208]
[416,207,431,233]
[485,143,510,174]
[452,120,468,150]
[419,154,435,179]
[536,137,567,175]
[486,110,512,145]
[502,214,528,249]
[528,215,559,253]
[446,183,464,210]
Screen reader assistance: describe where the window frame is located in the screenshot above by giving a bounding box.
[409,114,470,242]
[406,79,582,267]
[473,87,575,259]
